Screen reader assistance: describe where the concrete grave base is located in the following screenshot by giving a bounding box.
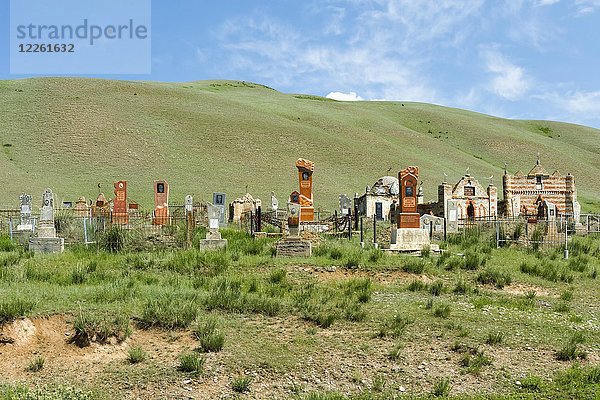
[199,239,228,251]
[13,230,33,248]
[29,237,64,254]
[389,228,431,252]
[276,237,312,257]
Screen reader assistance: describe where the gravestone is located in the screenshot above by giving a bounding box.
[17,194,33,231]
[390,166,431,252]
[271,192,279,211]
[296,158,315,222]
[199,203,228,250]
[276,202,311,257]
[153,180,170,225]
[73,196,90,217]
[339,194,350,216]
[29,188,64,254]
[212,192,227,227]
[185,195,194,213]
[112,181,128,225]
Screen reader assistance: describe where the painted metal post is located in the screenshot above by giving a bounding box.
[360,217,364,248]
[373,218,378,249]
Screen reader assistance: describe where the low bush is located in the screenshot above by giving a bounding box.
[193,315,225,353]
[139,294,198,329]
[25,355,45,372]
[402,258,425,274]
[556,332,586,361]
[127,347,147,364]
[71,311,131,347]
[485,331,505,345]
[476,268,512,289]
[520,261,574,283]
[231,376,252,393]
[433,303,451,318]
[178,352,204,375]
[432,377,452,397]
[376,314,413,339]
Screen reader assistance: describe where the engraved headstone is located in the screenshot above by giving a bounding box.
[212,192,227,227]
[199,202,228,250]
[276,201,311,257]
[185,195,194,213]
[287,202,301,237]
[339,194,350,216]
[29,188,64,254]
[271,191,279,211]
[17,193,33,231]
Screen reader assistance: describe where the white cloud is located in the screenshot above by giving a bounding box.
[536,0,560,5]
[482,48,530,101]
[326,91,364,101]
[562,91,600,114]
[575,0,600,14]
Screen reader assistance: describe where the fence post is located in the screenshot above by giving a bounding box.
[348,210,352,240]
[257,206,262,233]
[250,211,254,238]
[564,217,569,259]
[354,204,359,231]
[373,218,378,249]
[9,216,13,240]
[496,219,500,249]
[334,210,338,234]
[360,217,364,248]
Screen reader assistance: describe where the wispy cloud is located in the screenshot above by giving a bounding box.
[575,0,600,14]
[482,48,530,101]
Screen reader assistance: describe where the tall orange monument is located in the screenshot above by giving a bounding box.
[112,180,128,225]
[296,158,315,222]
[153,180,170,225]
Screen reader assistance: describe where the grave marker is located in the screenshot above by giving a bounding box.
[112,180,128,225]
[29,188,64,254]
[296,158,315,222]
[153,179,170,225]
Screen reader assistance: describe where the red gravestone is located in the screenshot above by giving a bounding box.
[112,180,129,225]
[290,190,300,204]
[296,158,315,222]
[398,166,420,229]
[153,180,170,225]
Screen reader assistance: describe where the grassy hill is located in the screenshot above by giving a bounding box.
[1,78,599,212]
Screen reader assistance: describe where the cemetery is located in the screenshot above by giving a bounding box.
[0,155,599,399]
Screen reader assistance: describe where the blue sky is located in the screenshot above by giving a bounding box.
[2,0,600,127]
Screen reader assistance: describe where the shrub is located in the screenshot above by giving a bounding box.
[376,314,413,339]
[520,261,573,283]
[432,377,451,397]
[554,302,570,313]
[463,251,486,270]
[387,342,403,361]
[25,355,45,372]
[0,236,17,252]
[127,346,147,364]
[525,290,537,300]
[342,278,372,303]
[140,294,198,329]
[402,258,425,274]
[193,316,225,353]
[485,331,505,345]
[178,352,204,375]
[407,279,426,292]
[433,303,451,318]
[0,297,35,323]
[568,255,589,273]
[556,333,586,361]
[231,376,252,393]
[421,245,431,258]
[476,268,512,289]
[521,374,542,391]
[453,278,472,295]
[429,281,444,296]
[460,350,492,374]
[268,268,287,284]
[100,226,126,253]
[367,248,383,263]
[71,311,131,347]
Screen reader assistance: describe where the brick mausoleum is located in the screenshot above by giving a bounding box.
[500,157,580,220]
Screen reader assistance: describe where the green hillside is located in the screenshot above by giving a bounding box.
[1,78,599,212]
